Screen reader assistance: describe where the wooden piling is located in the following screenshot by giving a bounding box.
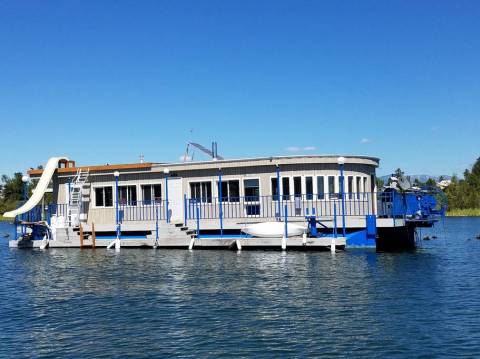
[79,223,84,248]
[91,223,96,249]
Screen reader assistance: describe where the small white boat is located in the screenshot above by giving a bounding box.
[241,221,305,238]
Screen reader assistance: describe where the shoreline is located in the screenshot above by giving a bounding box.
[446,209,480,217]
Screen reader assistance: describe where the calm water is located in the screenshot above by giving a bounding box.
[0,218,479,358]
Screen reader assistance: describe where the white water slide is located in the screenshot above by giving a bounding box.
[3,157,69,218]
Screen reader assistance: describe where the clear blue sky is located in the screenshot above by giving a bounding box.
[1,1,478,177]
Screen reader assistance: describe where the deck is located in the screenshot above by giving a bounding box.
[10,236,346,250]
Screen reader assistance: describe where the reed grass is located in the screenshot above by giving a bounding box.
[446,208,480,217]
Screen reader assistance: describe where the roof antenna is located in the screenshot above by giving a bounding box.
[186,141,224,161]
[139,154,144,163]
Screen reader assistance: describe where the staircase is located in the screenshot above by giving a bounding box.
[67,169,89,227]
[173,222,198,238]
[147,222,195,246]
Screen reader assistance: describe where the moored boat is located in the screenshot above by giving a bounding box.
[241,221,305,238]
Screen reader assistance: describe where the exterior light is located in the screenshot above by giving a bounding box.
[113,171,120,178]
[22,175,30,183]
[163,168,170,175]
[337,156,346,165]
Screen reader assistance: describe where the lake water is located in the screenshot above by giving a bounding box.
[1,217,479,358]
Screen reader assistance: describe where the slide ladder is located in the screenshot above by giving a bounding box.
[68,169,89,227]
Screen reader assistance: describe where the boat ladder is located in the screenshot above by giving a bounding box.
[67,168,89,227]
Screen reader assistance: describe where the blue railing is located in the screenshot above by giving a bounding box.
[18,205,43,222]
[118,200,167,222]
[15,203,69,223]
[187,193,374,220]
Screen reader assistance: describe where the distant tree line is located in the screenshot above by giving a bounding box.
[444,157,480,210]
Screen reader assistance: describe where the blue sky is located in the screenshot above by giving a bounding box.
[0,1,479,177]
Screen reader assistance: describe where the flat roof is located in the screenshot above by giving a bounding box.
[28,154,380,177]
[28,162,153,176]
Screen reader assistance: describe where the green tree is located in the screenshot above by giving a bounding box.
[376,178,384,189]
[0,173,27,213]
[445,157,480,210]
[425,178,436,188]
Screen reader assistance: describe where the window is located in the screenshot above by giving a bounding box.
[363,177,368,199]
[190,181,212,203]
[356,177,362,199]
[118,185,137,206]
[328,176,337,198]
[95,186,113,207]
[306,176,313,200]
[218,180,240,202]
[348,176,354,199]
[317,176,325,199]
[282,177,290,200]
[244,179,260,201]
[271,178,280,200]
[293,176,302,198]
[244,179,260,216]
[142,184,162,204]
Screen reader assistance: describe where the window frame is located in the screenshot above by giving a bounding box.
[328,175,338,199]
[356,176,362,199]
[216,178,241,203]
[243,177,261,217]
[363,176,368,199]
[282,177,291,201]
[188,180,213,203]
[305,176,313,200]
[118,185,138,206]
[270,176,280,201]
[347,176,354,199]
[293,176,302,199]
[316,176,325,200]
[243,178,261,202]
[141,183,163,205]
[93,185,114,208]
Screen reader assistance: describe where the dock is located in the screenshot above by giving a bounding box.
[10,235,346,250]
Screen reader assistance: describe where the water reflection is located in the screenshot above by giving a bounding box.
[1,219,480,357]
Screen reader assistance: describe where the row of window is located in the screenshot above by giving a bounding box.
[92,176,370,207]
[95,184,162,207]
[189,176,369,203]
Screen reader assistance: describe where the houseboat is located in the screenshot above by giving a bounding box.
[5,151,445,251]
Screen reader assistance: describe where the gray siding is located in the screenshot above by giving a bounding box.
[52,156,378,225]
